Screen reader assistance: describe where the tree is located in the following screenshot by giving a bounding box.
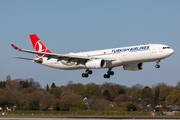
[60,94,81,111]
[132,84,144,91]
[62,82,84,95]
[118,89,125,95]
[114,94,130,107]
[52,99,60,111]
[66,81,74,85]
[6,75,11,81]
[82,83,101,98]
[126,103,136,111]
[40,94,55,110]
[141,86,152,99]
[46,84,49,92]
[166,89,180,105]
[5,75,12,90]
[70,100,87,111]
[100,82,127,101]
[19,80,29,88]
[27,78,41,89]
[176,81,180,89]
[103,90,111,101]
[25,91,42,110]
[154,87,160,104]
[29,99,40,110]
[130,84,144,99]
[0,81,6,88]
[91,99,108,111]
[49,87,62,98]
[51,82,56,88]
[152,82,174,101]
[0,89,16,109]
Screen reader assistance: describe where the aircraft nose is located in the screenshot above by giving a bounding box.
[171,49,174,54]
[168,49,174,56]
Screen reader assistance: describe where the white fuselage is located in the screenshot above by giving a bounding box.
[38,44,174,70]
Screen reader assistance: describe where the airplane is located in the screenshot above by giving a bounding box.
[11,34,174,78]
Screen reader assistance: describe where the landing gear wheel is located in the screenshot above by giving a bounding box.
[85,69,92,74]
[82,69,92,78]
[82,73,86,77]
[110,71,114,75]
[104,74,107,78]
[107,74,110,78]
[155,65,160,68]
[104,68,114,78]
[82,73,88,78]
[85,74,88,78]
[104,74,110,79]
[88,70,92,74]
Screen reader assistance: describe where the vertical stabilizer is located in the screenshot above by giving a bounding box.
[29,34,51,58]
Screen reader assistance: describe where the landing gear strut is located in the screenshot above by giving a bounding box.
[82,69,92,78]
[104,68,114,79]
[155,60,160,68]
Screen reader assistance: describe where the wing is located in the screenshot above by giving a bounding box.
[11,44,116,63]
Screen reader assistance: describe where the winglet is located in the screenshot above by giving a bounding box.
[11,44,19,49]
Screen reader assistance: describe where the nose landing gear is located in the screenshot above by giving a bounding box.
[104,68,114,79]
[82,69,93,78]
[155,60,160,68]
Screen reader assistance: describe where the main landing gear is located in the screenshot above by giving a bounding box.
[155,60,160,68]
[104,68,114,79]
[82,69,92,78]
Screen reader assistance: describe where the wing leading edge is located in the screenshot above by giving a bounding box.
[11,44,116,63]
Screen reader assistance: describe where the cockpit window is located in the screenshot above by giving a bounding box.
[162,47,170,49]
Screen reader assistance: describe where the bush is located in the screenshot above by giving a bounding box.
[126,103,136,111]
[52,99,60,111]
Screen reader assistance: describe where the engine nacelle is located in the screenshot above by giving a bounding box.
[85,59,106,69]
[123,63,143,71]
[33,58,43,64]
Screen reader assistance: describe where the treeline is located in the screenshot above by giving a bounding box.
[0,75,180,111]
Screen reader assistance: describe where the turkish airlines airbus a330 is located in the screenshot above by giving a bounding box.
[11,34,174,78]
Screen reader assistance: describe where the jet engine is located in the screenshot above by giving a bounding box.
[33,58,43,64]
[123,63,143,71]
[85,59,106,69]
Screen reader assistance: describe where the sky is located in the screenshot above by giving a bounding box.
[0,0,180,88]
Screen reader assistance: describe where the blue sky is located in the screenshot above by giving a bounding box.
[1,0,180,88]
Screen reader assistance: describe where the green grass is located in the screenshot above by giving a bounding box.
[0,114,180,118]
[1,110,179,118]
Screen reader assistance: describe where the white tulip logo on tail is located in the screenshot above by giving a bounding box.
[35,41,47,58]
[37,42,42,52]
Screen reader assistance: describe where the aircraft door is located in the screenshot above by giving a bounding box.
[152,45,157,53]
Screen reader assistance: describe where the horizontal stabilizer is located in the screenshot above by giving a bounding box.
[13,57,35,61]
[13,57,43,64]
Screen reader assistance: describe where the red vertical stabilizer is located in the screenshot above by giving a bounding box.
[29,34,51,58]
